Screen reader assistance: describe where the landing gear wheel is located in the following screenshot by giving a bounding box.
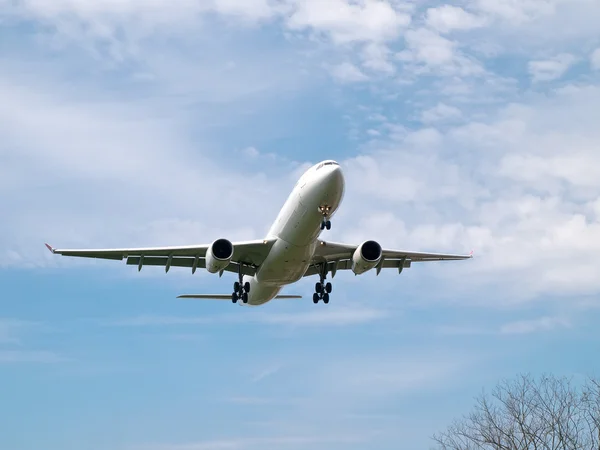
[232,292,238,303]
[233,281,240,292]
[242,292,249,303]
[325,220,331,230]
[244,282,250,293]
[313,266,332,304]
[320,220,325,230]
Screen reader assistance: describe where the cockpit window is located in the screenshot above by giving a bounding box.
[316,161,339,170]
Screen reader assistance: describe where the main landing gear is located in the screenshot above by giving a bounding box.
[319,205,332,230]
[232,266,250,304]
[313,264,332,304]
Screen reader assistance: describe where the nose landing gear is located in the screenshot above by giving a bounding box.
[319,205,332,230]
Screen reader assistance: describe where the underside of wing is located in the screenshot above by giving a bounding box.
[305,239,472,278]
[313,240,472,262]
[45,238,276,276]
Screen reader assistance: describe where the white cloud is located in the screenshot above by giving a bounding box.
[360,43,396,74]
[2,0,280,32]
[528,53,577,82]
[425,5,487,33]
[398,28,484,76]
[499,152,600,189]
[500,316,571,334]
[329,62,368,83]
[242,146,260,158]
[472,0,557,23]
[591,48,600,70]
[401,28,455,66]
[286,0,411,44]
[421,103,462,123]
[334,83,600,304]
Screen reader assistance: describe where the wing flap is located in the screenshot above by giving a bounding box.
[125,256,256,276]
[303,258,412,277]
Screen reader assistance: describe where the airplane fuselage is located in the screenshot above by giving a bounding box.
[243,160,345,305]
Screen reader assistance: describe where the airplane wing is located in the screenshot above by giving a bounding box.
[44,239,276,276]
[304,239,472,277]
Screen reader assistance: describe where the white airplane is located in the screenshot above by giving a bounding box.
[45,160,472,306]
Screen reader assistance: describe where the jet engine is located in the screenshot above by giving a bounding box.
[205,238,234,273]
[351,240,382,275]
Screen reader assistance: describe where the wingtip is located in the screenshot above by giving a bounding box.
[44,243,55,254]
[469,249,474,258]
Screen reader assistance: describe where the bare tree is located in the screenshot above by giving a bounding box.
[432,374,600,450]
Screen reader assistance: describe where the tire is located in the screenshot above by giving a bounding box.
[244,282,250,292]
[325,282,332,293]
[313,293,319,304]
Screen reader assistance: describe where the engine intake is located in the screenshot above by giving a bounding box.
[351,240,382,275]
[206,238,234,273]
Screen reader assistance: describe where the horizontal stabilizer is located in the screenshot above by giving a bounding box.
[177,294,302,300]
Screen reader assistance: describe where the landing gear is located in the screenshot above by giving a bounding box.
[319,205,332,230]
[232,266,250,303]
[313,265,332,304]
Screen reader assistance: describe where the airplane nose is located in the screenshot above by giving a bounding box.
[326,164,344,189]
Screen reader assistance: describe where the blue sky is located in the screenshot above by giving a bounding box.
[1,1,600,449]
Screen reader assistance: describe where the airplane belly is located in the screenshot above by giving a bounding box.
[243,276,282,306]
[256,239,314,284]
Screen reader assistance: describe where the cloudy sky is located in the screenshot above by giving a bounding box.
[1,0,600,449]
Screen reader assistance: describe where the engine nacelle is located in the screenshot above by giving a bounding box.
[205,238,234,273]
[351,240,382,275]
